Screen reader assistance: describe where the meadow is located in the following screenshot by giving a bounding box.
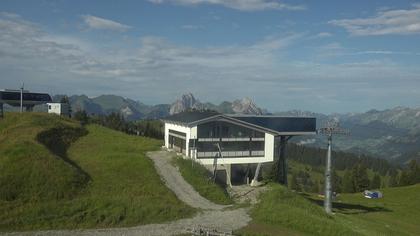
[0,113,195,231]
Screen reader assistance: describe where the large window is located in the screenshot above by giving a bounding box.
[195,121,265,158]
[197,121,264,138]
[195,140,264,158]
[170,135,186,154]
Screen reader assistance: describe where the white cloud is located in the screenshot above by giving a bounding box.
[82,15,131,32]
[181,24,204,30]
[148,0,305,11]
[1,12,420,112]
[315,32,332,38]
[329,4,420,35]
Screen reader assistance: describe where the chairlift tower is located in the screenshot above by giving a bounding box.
[319,120,349,214]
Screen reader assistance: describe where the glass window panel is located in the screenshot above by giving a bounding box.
[197,121,264,138]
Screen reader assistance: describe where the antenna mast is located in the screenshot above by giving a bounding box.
[319,119,349,214]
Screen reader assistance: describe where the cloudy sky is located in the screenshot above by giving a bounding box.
[1,0,419,113]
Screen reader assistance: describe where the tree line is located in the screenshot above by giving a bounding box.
[73,110,164,139]
[286,143,420,193]
[287,143,395,175]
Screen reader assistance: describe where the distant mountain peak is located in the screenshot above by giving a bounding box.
[169,93,202,115]
[168,93,264,115]
[232,97,263,115]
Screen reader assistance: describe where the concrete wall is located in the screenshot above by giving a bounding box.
[47,103,61,115]
[47,103,69,116]
[164,122,192,157]
[264,133,275,162]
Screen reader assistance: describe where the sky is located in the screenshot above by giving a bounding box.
[0,0,420,113]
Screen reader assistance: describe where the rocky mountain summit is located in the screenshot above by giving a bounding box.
[232,97,263,115]
[169,93,202,115]
[168,93,263,115]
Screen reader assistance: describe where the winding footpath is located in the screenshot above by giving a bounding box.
[4,151,251,236]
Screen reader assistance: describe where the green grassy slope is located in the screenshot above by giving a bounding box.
[0,113,194,231]
[172,156,233,205]
[0,113,89,202]
[238,184,420,236]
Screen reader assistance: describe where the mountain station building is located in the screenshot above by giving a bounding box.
[162,111,316,186]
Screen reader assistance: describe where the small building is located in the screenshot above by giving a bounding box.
[0,89,52,113]
[47,103,70,117]
[162,111,316,186]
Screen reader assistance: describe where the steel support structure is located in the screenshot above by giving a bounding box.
[324,134,333,214]
[275,136,292,185]
[319,120,349,214]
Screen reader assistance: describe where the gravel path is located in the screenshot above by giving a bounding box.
[3,151,251,236]
[5,209,250,236]
[148,151,226,210]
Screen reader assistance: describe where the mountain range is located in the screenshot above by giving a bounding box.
[8,93,418,164]
[52,93,264,119]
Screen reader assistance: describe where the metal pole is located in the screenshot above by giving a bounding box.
[251,163,262,186]
[20,84,23,113]
[324,134,332,214]
[277,136,288,185]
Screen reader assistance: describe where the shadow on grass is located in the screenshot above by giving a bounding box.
[303,195,392,214]
[37,125,91,182]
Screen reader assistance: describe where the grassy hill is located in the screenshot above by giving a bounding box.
[238,184,420,236]
[0,113,194,231]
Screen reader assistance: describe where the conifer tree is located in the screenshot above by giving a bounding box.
[351,164,370,192]
[342,170,354,193]
[370,174,381,189]
[388,172,398,187]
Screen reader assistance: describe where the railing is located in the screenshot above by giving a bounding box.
[198,137,264,142]
[196,150,264,158]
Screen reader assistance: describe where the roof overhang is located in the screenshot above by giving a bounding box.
[163,114,316,136]
[0,90,52,106]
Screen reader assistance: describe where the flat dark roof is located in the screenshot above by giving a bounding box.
[163,111,317,135]
[231,116,316,133]
[0,91,52,106]
[162,110,221,125]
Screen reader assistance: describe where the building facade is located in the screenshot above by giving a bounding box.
[47,103,70,117]
[162,111,316,185]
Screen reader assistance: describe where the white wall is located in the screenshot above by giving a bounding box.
[164,122,276,165]
[47,103,61,115]
[164,122,192,157]
[264,133,275,162]
[47,103,69,116]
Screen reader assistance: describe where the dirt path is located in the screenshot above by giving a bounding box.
[148,151,226,210]
[4,151,251,236]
